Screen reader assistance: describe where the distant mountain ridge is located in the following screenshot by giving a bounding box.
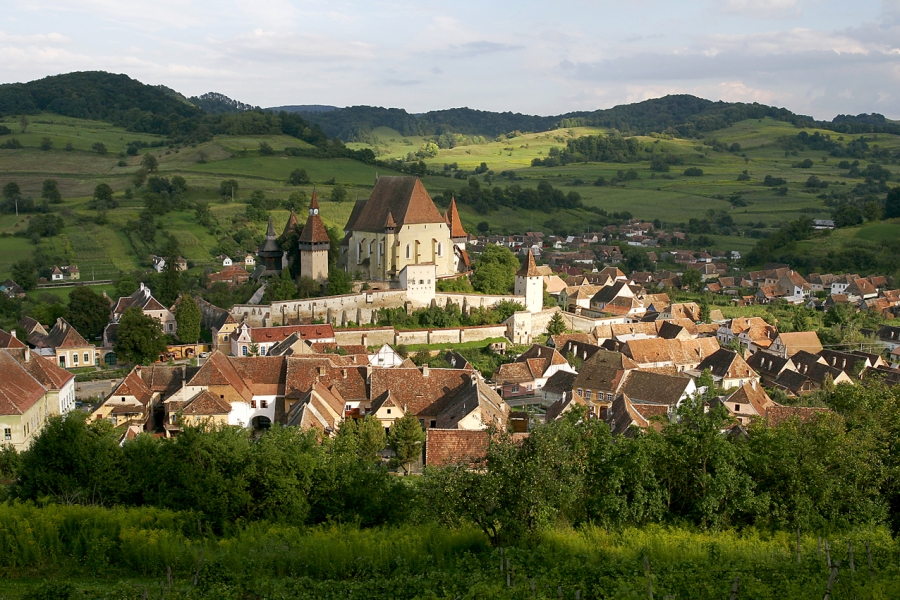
[1,71,898,142]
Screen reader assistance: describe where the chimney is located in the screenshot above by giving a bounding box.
[422,364,430,377]
[9,329,15,339]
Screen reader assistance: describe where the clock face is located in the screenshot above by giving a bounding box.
[312,208,318,215]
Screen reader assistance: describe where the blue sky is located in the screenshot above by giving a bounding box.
[3,0,899,119]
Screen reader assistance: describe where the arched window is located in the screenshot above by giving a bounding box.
[406,244,411,259]
[437,242,443,256]
[378,242,383,265]
[369,240,374,255]
[357,241,363,264]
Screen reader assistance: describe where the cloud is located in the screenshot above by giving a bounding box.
[720,0,803,17]
[444,41,524,58]
[212,29,376,63]
[12,0,205,30]
[384,78,422,86]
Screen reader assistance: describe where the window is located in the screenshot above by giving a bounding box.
[3,428,9,441]
[242,346,248,356]
[430,420,436,428]
[168,323,174,332]
[387,408,392,415]
[73,353,78,365]
[406,244,411,259]
[171,414,177,424]
[378,242,382,265]
[577,388,583,396]
[223,335,229,342]
[419,418,425,427]
[84,352,89,363]
[260,346,266,355]
[526,384,533,391]
[369,240,374,255]
[260,400,268,409]
[357,241,363,263]
[437,242,443,256]
[251,400,257,408]
[734,404,740,412]
[584,389,592,400]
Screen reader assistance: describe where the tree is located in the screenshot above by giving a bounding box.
[681,268,702,292]
[65,287,110,341]
[330,184,347,202]
[92,142,108,155]
[2,182,20,201]
[258,141,274,156]
[264,270,298,303]
[472,245,519,294]
[546,311,566,336]
[19,115,29,134]
[41,179,62,204]
[220,179,239,201]
[132,167,148,188]
[174,294,201,343]
[90,183,118,210]
[477,221,490,233]
[388,411,425,475]
[326,269,352,296]
[40,137,53,151]
[116,306,167,364]
[142,154,159,172]
[288,168,310,186]
[157,239,183,307]
[886,187,900,219]
[11,258,38,290]
[336,416,387,462]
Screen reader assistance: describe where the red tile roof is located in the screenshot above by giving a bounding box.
[346,177,446,232]
[445,197,468,238]
[425,429,489,467]
[250,324,335,343]
[299,192,332,244]
[0,350,49,415]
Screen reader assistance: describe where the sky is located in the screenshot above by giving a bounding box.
[2,0,900,120]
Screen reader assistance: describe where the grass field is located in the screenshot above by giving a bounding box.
[0,113,897,280]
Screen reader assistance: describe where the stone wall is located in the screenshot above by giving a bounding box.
[333,324,508,348]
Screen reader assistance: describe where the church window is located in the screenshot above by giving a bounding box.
[369,240,374,255]
[406,244,411,259]
[378,243,382,265]
[437,242,443,256]
[357,241,363,264]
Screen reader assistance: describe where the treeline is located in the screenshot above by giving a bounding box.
[443,179,583,214]
[780,131,900,163]
[7,380,900,547]
[531,133,643,166]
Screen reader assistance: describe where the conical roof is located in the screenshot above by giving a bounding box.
[282,211,300,238]
[259,216,282,254]
[384,211,396,229]
[266,216,276,238]
[299,194,331,244]
[446,197,467,238]
[516,249,542,277]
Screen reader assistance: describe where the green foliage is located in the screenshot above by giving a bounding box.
[472,245,519,294]
[334,416,386,462]
[141,153,158,172]
[11,258,38,290]
[436,275,474,293]
[388,412,425,475]
[288,168,310,185]
[91,141,107,155]
[326,268,352,296]
[258,141,274,156]
[174,294,201,343]
[683,167,704,176]
[886,186,900,219]
[41,178,62,204]
[263,270,298,303]
[66,286,112,340]
[546,311,566,336]
[89,183,118,210]
[26,214,65,238]
[115,306,167,364]
[219,179,239,201]
[330,183,347,202]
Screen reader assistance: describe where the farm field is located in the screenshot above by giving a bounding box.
[0,113,898,280]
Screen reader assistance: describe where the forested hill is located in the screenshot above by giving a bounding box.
[0,71,201,124]
[295,96,828,141]
[188,92,259,115]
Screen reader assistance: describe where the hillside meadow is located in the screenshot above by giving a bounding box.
[0,113,898,281]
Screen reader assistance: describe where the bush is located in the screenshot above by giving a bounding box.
[91,142,107,155]
[683,167,704,176]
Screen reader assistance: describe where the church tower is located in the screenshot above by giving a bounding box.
[257,216,284,277]
[298,192,331,284]
[515,249,547,313]
[444,197,471,272]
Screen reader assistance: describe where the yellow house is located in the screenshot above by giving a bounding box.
[44,317,97,369]
[341,177,457,280]
[0,345,76,450]
[174,390,232,427]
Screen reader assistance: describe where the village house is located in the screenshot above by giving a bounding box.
[21,317,97,369]
[570,349,638,419]
[767,331,823,358]
[687,348,759,390]
[0,342,76,450]
[230,322,336,357]
[710,382,775,427]
[622,337,720,371]
[492,344,576,399]
[105,283,176,344]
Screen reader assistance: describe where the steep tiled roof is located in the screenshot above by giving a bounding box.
[0,350,49,415]
[284,356,369,401]
[775,332,823,356]
[607,394,649,437]
[726,382,773,417]
[494,362,533,385]
[620,370,692,405]
[542,370,577,395]
[0,329,26,349]
[282,210,300,237]
[5,348,72,390]
[188,352,253,401]
[445,197,468,238]
[766,404,833,426]
[230,356,287,396]
[299,193,332,244]
[624,337,720,366]
[182,390,232,415]
[346,177,446,233]
[425,429,489,467]
[694,349,756,380]
[369,366,470,416]
[435,379,509,429]
[110,368,154,406]
[572,349,637,393]
[250,324,335,343]
[516,249,551,277]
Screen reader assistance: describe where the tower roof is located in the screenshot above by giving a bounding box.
[516,249,542,277]
[266,216,276,238]
[445,197,467,238]
[343,176,445,233]
[384,211,396,229]
[281,211,299,238]
[258,216,282,255]
[299,194,331,245]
